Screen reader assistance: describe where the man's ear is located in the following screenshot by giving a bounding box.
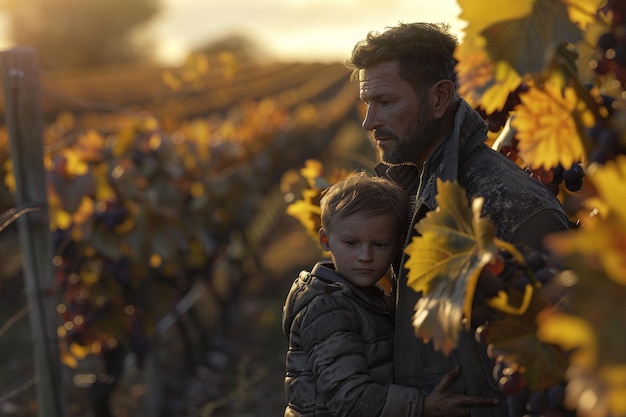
[319,228,330,251]
[429,79,455,119]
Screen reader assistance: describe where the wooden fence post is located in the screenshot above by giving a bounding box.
[1,47,65,417]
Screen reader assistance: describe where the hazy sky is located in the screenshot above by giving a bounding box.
[149,0,466,64]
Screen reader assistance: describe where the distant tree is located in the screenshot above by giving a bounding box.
[0,0,160,69]
[195,33,264,63]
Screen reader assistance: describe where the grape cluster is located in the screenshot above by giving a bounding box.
[594,0,626,86]
[471,247,574,417]
[470,248,560,330]
[527,162,585,196]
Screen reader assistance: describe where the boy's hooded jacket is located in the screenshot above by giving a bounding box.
[282,261,423,417]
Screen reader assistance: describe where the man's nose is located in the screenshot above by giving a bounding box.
[362,105,379,131]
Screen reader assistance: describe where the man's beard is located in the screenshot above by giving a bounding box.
[379,111,439,166]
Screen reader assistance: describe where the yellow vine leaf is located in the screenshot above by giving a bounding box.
[299,159,325,188]
[93,163,116,202]
[72,196,95,227]
[3,159,15,193]
[69,341,92,360]
[456,0,602,113]
[62,148,89,177]
[286,191,323,242]
[537,308,598,371]
[48,190,72,231]
[455,45,522,113]
[512,80,590,170]
[59,341,79,369]
[404,180,500,355]
[454,0,532,112]
[586,155,626,227]
[602,364,626,417]
[75,129,105,162]
[562,0,606,30]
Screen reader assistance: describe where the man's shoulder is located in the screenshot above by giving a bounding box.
[459,145,569,243]
[461,145,546,195]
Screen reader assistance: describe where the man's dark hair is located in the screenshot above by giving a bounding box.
[320,171,409,236]
[346,22,458,93]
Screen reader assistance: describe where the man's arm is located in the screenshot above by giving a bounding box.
[510,209,570,251]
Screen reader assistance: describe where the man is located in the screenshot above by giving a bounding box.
[346,22,570,417]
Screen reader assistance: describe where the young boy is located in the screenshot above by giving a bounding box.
[282,172,422,417]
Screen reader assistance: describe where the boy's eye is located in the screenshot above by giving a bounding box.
[374,242,388,248]
[344,240,357,246]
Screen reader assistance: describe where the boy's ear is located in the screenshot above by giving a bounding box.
[319,228,330,251]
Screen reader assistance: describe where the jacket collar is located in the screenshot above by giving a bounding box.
[310,261,386,307]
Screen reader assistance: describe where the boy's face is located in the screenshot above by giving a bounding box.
[319,212,402,288]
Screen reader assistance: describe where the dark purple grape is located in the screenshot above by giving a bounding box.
[478,269,505,297]
[527,390,550,413]
[596,128,619,148]
[535,267,556,285]
[564,177,583,192]
[614,44,626,64]
[526,251,547,271]
[471,304,495,329]
[511,274,530,293]
[598,32,616,51]
[562,163,584,183]
[590,147,612,164]
[507,388,530,417]
[548,384,566,409]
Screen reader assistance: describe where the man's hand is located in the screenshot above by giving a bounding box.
[423,366,499,417]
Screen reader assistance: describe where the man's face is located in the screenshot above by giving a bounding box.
[359,61,439,166]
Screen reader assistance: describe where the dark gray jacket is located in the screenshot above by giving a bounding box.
[375,99,570,417]
[282,261,423,417]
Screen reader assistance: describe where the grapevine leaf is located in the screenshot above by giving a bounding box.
[545,158,626,285]
[404,180,499,355]
[412,253,483,355]
[455,30,522,113]
[286,191,322,242]
[480,0,583,76]
[539,251,626,366]
[586,155,626,228]
[512,79,590,170]
[455,0,531,112]
[537,260,626,417]
[562,0,607,30]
